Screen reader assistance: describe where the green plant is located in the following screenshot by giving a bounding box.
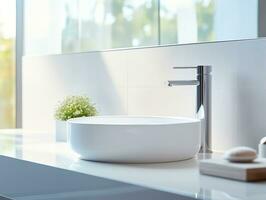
[55,96,97,121]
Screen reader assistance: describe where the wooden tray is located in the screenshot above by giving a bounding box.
[199,159,266,182]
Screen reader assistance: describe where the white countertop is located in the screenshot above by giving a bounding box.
[0,129,265,200]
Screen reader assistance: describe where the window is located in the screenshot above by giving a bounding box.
[24,0,258,55]
[24,0,159,55]
[160,0,257,44]
[0,0,16,128]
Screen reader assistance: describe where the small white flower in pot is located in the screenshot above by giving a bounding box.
[54,96,97,142]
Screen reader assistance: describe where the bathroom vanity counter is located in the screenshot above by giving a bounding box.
[0,130,265,200]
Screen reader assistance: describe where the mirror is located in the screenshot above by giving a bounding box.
[24,0,264,55]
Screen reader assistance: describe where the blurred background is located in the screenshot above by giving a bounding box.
[0,0,260,128]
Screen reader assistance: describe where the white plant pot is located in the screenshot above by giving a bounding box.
[55,120,68,142]
[259,144,266,158]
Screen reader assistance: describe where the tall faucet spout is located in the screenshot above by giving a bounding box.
[168,65,212,153]
[168,80,199,87]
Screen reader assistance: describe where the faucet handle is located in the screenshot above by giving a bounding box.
[173,66,197,69]
[173,65,212,74]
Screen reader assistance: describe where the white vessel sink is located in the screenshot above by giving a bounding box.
[67,116,201,163]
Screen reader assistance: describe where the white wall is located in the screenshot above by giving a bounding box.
[23,38,266,151]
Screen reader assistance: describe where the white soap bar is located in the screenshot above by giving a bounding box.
[223,147,257,163]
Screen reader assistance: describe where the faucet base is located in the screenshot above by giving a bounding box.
[199,146,213,154]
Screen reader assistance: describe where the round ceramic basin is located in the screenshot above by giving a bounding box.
[67,116,201,163]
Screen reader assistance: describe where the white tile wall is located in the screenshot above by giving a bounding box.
[23,38,266,151]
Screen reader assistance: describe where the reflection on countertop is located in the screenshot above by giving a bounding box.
[0,129,265,200]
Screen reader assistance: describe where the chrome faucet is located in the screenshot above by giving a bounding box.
[168,66,212,153]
